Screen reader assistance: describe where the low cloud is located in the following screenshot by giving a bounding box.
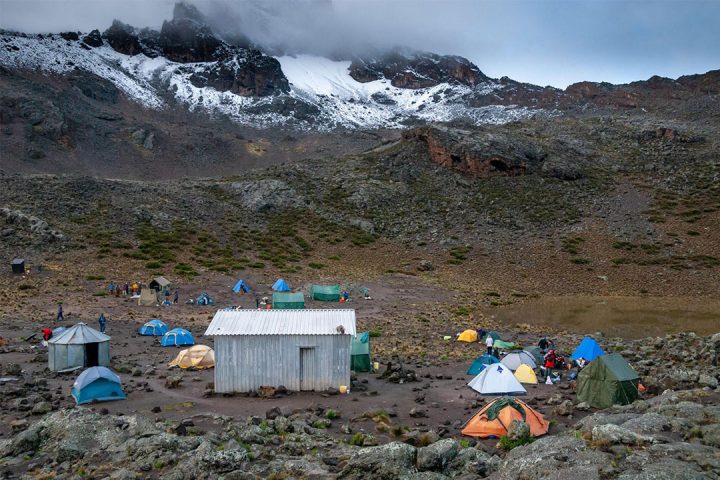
[1,0,718,88]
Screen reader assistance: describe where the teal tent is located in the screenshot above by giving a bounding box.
[71,367,126,405]
[272,292,305,309]
[311,284,341,301]
[196,292,214,306]
[351,331,371,372]
[232,280,250,293]
[272,278,291,292]
[571,337,605,362]
[467,354,500,375]
[487,331,501,342]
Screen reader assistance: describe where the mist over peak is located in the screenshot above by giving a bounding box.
[1,0,718,88]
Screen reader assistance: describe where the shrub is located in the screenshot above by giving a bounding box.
[349,432,365,446]
[570,257,591,264]
[499,433,535,451]
[86,275,106,281]
[145,261,163,269]
[93,291,107,297]
[308,262,325,269]
[18,283,35,290]
[325,409,339,420]
[369,327,383,338]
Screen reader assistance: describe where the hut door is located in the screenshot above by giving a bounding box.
[299,347,316,391]
[86,342,99,367]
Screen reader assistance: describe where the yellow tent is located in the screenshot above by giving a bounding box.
[514,363,538,384]
[457,329,478,342]
[168,345,215,370]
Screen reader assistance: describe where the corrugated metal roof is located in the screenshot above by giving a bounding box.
[205,309,356,336]
[49,323,111,345]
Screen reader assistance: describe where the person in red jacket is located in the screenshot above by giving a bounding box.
[544,349,557,381]
[42,327,53,342]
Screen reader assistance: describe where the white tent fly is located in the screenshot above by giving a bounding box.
[468,363,527,395]
[501,351,538,371]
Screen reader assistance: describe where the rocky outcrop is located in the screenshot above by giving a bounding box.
[81,29,103,48]
[1,207,64,241]
[102,20,145,56]
[159,3,224,63]
[403,126,545,177]
[188,51,289,96]
[350,50,489,89]
[101,4,289,97]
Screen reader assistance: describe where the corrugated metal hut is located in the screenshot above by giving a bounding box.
[204,309,356,393]
[48,323,111,372]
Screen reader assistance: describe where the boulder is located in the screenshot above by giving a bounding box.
[416,438,459,471]
[498,435,611,479]
[31,401,52,415]
[506,420,530,440]
[591,424,656,446]
[342,442,417,479]
[165,375,182,389]
[554,399,574,416]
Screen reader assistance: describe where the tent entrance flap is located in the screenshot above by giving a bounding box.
[86,342,99,367]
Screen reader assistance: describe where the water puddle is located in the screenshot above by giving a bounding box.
[493,296,720,339]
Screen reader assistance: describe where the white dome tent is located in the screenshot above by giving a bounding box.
[501,351,538,371]
[468,363,527,395]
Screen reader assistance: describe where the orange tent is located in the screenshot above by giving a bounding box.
[461,397,549,438]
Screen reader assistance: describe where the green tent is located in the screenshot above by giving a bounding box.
[272,292,305,310]
[311,284,341,302]
[577,353,639,409]
[493,340,516,350]
[351,331,371,372]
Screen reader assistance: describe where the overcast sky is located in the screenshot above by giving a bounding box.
[0,0,718,88]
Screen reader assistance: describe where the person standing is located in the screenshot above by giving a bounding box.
[544,349,557,381]
[98,313,107,333]
[485,334,494,356]
[173,290,179,304]
[56,303,64,324]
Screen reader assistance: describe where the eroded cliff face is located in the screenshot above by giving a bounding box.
[402,126,545,178]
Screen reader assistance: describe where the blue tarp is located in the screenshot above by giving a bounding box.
[161,328,195,347]
[467,354,500,375]
[71,367,126,405]
[272,278,291,292]
[232,280,250,293]
[138,319,168,336]
[571,337,605,362]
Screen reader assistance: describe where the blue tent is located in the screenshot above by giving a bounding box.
[71,367,126,405]
[161,328,195,347]
[467,354,500,375]
[232,279,250,293]
[272,278,291,292]
[571,337,605,362]
[138,319,168,336]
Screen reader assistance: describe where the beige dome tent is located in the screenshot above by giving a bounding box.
[168,344,215,370]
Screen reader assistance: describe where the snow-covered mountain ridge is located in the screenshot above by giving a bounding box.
[0,31,552,130]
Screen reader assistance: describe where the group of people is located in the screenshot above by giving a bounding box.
[107,281,141,297]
